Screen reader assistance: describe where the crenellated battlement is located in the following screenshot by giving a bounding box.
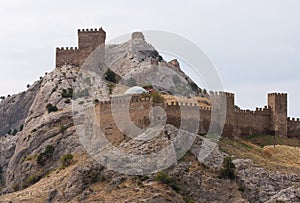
[166,102,198,107]
[268,93,288,97]
[78,28,105,33]
[288,117,300,122]
[211,91,234,97]
[235,109,255,114]
[56,47,78,51]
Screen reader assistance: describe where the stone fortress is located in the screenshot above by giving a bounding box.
[56,28,300,142]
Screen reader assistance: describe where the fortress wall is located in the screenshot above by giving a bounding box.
[90,92,297,143]
[199,108,212,135]
[233,108,271,136]
[165,104,181,129]
[287,118,300,138]
[165,103,203,134]
[56,47,79,67]
[95,100,153,144]
[252,109,271,135]
[234,110,255,136]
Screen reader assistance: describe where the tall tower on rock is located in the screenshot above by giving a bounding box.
[268,93,288,137]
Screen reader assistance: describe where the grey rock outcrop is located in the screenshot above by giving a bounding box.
[234,159,300,203]
[0,80,41,136]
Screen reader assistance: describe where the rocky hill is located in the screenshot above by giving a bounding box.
[0,32,299,203]
[0,80,42,136]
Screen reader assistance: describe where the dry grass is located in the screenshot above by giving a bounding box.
[0,153,85,203]
[219,137,300,174]
[244,134,300,148]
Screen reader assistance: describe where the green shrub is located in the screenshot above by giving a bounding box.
[46,103,58,113]
[61,88,73,98]
[183,196,195,203]
[219,157,236,180]
[37,145,55,166]
[64,99,71,104]
[61,154,74,168]
[155,171,180,192]
[19,124,24,131]
[74,89,89,99]
[25,154,38,161]
[238,186,245,192]
[107,83,115,94]
[12,129,18,136]
[60,125,67,134]
[12,183,19,191]
[24,173,41,188]
[104,69,117,83]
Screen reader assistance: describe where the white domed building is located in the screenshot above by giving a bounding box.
[124,86,147,95]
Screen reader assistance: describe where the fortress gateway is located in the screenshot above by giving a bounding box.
[56,28,300,142]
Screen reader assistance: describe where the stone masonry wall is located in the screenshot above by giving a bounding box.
[287,118,300,138]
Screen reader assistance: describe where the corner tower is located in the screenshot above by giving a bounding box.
[268,93,287,137]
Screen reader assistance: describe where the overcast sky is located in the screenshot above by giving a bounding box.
[0,0,299,117]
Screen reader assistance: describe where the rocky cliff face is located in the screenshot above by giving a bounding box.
[105,32,201,96]
[0,80,41,136]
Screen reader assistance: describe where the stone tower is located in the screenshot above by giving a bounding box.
[78,28,106,65]
[210,92,235,137]
[268,93,287,137]
[56,28,106,68]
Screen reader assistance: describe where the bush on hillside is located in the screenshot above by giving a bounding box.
[219,157,235,180]
[46,103,58,113]
[37,145,55,166]
[60,154,74,168]
[155,171,180,192]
